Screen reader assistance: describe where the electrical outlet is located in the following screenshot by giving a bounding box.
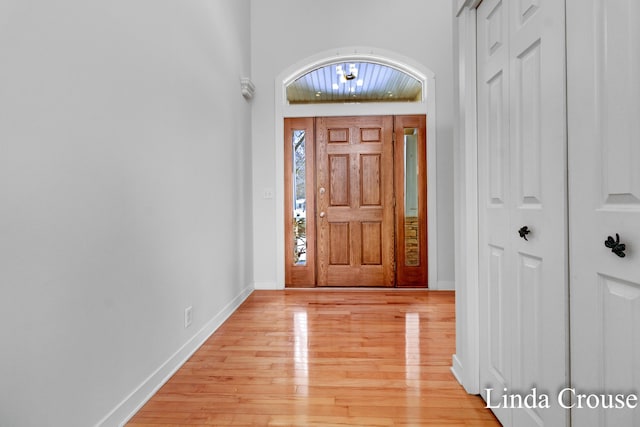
[184,306,193,328]
[263,188,274,199]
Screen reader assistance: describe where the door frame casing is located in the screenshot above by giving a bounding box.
[284,115,428,288]
[451,1,482,394]
[274,46,439,290]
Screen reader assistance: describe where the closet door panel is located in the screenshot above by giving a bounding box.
[601,0,640,206]
[568,0,640,426]
[479,0,569,425]
[514,40,542,207]
[509,1,569,426]
[478,1,512,425]
[488,245,509,383]
[514,253,544,426]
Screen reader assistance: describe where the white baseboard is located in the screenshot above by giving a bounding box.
[253,281,280,290]
[437,280,455,290]
[451,354,464,386]
[97,284,254,427]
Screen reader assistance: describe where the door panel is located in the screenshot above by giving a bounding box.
[488,245,509,387]
[361,222,382,265]
[478,0,512,424]
[360,155,381,206]
[478,0,568,425]
[488,71,506,206]
[515,40,542,206]
[567,1,640,426]
[329,155,349,206]
[329,223,349,265]
[509,0,568,425]
[316,116,394,287]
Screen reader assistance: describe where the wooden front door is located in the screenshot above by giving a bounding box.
[316,116,395,286]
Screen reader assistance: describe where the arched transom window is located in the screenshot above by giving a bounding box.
[286,61,423,104]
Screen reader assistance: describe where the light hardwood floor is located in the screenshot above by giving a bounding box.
[127,290,499,426]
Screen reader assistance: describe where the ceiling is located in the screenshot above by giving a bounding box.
[286,62,423,104]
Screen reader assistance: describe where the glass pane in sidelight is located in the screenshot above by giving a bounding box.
[404,128,420,266]
[292,130,307,265]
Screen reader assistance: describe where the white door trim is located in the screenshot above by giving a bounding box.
[274,46,439,290]
[452,5,480,394]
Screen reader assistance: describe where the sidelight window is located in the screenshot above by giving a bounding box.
[292,130,307,265]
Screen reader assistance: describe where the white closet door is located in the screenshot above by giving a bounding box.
[478,0,569,425]
[508,0,569,425]
[567,1,640,426]
[478,0,512,425]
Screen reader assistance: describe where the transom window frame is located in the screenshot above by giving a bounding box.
[285,60,424,104]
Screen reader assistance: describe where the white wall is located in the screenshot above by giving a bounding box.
[0,1,253,426]
[251,0,455,288]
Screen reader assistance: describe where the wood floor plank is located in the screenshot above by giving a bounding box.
[127,290,499,426]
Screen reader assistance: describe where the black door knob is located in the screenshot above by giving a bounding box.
[518,226,530,241]
[605,233,626,258]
